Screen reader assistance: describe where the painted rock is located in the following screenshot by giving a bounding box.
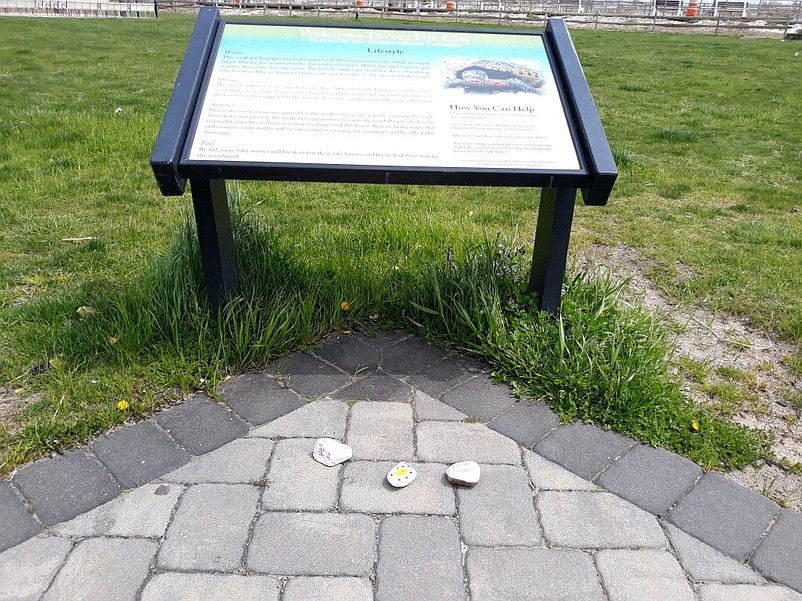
[387,462,417,488]
[446,461,481,487]
[313,438,352,467]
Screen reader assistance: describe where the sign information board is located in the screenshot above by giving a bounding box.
[186,24,581,171]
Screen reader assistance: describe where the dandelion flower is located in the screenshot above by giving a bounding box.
[690,421,700,433]
[340,301,351,311]
[116,400,130,411]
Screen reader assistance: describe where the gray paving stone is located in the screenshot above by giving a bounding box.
[377,516,465,601]
[416,421,520,464]
[314,333,381,375]
[406,353,486,398]
[42,537,157,601]
[596,443,702,516]
[89,420,191,488]
[522,449,599,491]
[248,512,375,576]
[467,547,606,601]
[332,370,412,402]
[347,401,413,460]
[155,394,248,455]
[51,482,183,538]
[354,329,408,350]
[261,438,340,511]
[380,336,451,376]
[283,577,374,601]
[412,390,467,421]
[667,472,780,562]
[595,549,695,601]
[340,461,455,515]
[0,482,41,553]
[266,352,351,398]
[11,449,121,527]
[157,483,259,571]
[0,536,73,601]
[697,584,802,601]
[217,371,305,425]
[141,573,281,600]
[248,399,348,439]
[457,464,541,546]
[537,491,666,549]
[534,422,635,480]
[486,400,560,448]
[750,509,802,593]
[663,523,765,584]
[440,375,517,421]
[163,438,273,484]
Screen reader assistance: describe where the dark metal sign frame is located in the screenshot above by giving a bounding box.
[151,7,617,313]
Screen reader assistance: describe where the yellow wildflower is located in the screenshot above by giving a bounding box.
[340,301,351,311]
[116,400,130,411]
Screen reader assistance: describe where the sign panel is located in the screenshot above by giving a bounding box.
[185,24,581,172]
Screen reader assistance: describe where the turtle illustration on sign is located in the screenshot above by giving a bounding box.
[445,60,546,94]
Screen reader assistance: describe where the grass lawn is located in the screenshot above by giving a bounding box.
[0,13,799,475]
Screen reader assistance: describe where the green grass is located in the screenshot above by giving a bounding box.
[1,14,798,474]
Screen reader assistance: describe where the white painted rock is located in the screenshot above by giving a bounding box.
[313,438,352,467]
[446,461,481,487]
[387,462,417,488]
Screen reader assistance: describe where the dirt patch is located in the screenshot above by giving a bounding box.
[581,244,802,511]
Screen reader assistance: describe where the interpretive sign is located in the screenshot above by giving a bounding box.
[186,25,579,171]
[151,8,617,312]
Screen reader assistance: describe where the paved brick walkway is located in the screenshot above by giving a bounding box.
[1,331,801,600]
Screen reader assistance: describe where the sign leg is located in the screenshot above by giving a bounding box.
[528,187,577,314]
[189,178,237,310]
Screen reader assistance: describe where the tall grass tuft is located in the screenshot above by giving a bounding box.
[402,240,769,470]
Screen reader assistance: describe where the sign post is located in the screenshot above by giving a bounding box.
[151,8,616,313]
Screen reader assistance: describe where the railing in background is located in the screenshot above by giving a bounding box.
[0,0,158,16]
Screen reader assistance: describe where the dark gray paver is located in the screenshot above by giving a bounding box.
[380,336,450,376]
[314,333,381,375]
[522,449,599,491]
[89,420,191,489]
[155,395,248,455]
[486,400,560,448]
[467,548,606,601]
[377,516,465,601]
[331,370,412,402]
[440,375,517,421]
[265,352,351,398]
[141,573,281,600]
[456,464,541,546]
[217,371,305,425]
[750,509,802,593]
[668,472,781,562]
[163,438,273,484]
[248,512,376,576]
[0,482,41,553]
[0,536,73,601]
[354,329,408,350]
[11,449,120,527]
[534,422,635,480]
[596,443,702,516]
[42,538,157,601]
[406,353,486,398]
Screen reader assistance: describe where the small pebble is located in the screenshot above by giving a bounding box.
[313,438,352,467]
[446,461,481,487]
[387,462,417,488]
